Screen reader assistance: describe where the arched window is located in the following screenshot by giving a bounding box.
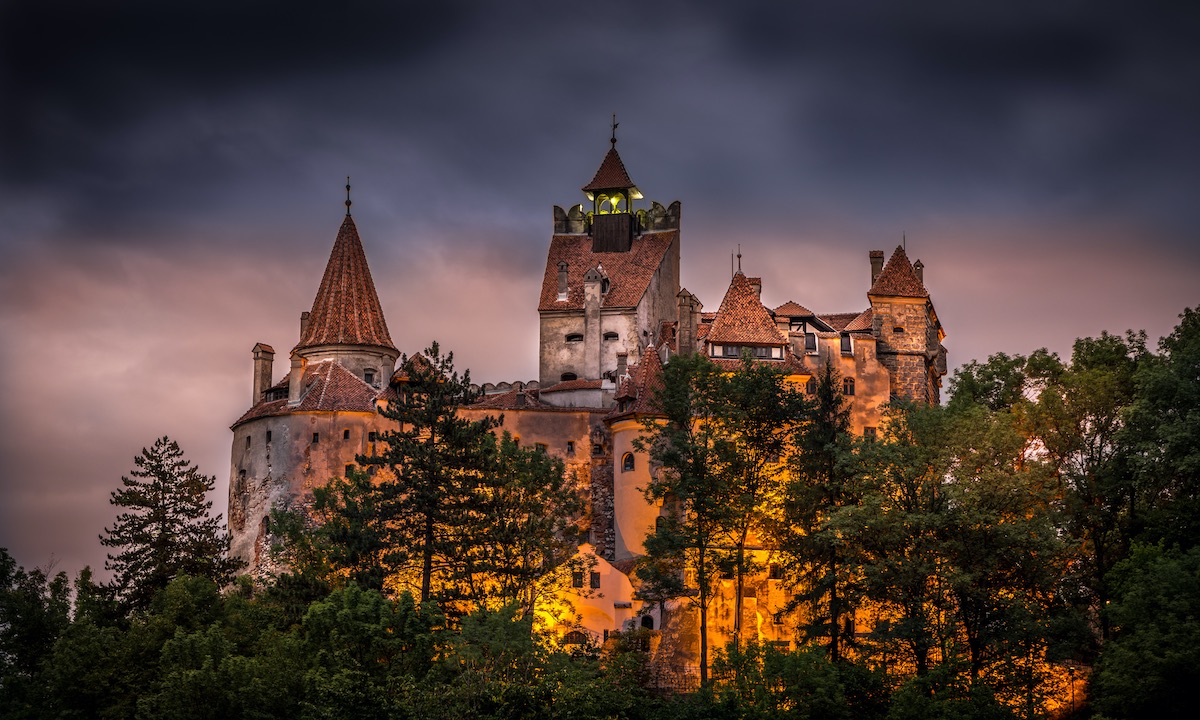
[603,331,618,341]
[843,378,856,396]
[622,452,635,472]
[562,630,588,645]
[640,615,655,630]
[565,333,584,343]
[561,372,577,382]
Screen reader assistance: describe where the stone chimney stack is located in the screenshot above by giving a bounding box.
[870,250,885,285]
[299,311,311,340]
[583,266,604,380]
[676,289,701,356]
[913,259,924,284]
[616,352,628,380]
[287,352,307,406]
[749,277,762,298]
[557,261,569,301]
[251,343,275,405]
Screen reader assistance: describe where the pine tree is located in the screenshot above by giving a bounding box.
[101,437,242,612]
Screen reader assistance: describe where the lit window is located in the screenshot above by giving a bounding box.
[565,333,584,343]
[622,452,635,472]
[843,378,856,396]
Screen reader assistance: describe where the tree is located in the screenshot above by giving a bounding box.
[637,352,733,688]
[101,437,242,613]
[781,359,860,663]
[710,355,807,650]
[0,549,70,718]
[364,343,500,606]
[452,433,584,617]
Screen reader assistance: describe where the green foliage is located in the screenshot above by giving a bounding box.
[1092,544,1200,719]
[0,548,71,718]
[101,437,243,613]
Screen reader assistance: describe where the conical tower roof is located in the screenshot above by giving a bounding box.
[707,273,784,345]
[583,146,637,193]
[868,245,929,298]
[294,215,396,353]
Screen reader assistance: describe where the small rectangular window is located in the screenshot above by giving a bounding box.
[566,441,575,454]
[368,431,377,442]
[266,430,272,443]
[589,571,601,589]
[840,334,852,354]
[864,427,877,442]
[572,571,583,588]
[535,443,547,453]
[312,433,319,444]
[769,563,783,580]
[725,345,739,357]
[592,444,603,456]
[805,333,817,353]
[343,429,350,440]
[245,436,251,449]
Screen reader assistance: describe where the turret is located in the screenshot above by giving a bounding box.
[251,343,274,405]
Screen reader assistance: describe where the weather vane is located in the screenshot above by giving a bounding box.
[345,176,352,216]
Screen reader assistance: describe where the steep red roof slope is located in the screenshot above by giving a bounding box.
[582,146,636,192]
[706,273,784,345]
[868,245,929,298]
[295,216,396,352]
[539,231,677,311]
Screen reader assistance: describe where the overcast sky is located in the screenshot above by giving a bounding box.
[2,0,1197,579]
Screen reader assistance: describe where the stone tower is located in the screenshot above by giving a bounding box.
[867,246,947,404]
[227,207,399,574]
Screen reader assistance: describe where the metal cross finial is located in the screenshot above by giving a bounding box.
[345,177,352,215]
[611,113,619,146]
[737,244,742,273]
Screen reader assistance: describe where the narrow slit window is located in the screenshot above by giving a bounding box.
[312,432,319,444]
[565,333,584,343]
[343,429,350,440]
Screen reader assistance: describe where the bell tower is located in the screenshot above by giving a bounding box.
[582,116,643,253]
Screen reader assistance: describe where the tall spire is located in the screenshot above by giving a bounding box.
[293,208,396,353]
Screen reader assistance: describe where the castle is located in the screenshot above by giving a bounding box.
[227,133,947,652]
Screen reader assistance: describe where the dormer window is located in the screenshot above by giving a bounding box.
[565,333,584,343]
[364,369,375,385]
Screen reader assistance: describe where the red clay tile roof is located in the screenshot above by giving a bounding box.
[657,321,678,353]
[607,346,665,420]
[774,301,814,317]
[706,273,785,345]
[844,308,873,332]
[868,245,929,298]
[819,312,862,331]
[539,378,604,393]
[294,216,396,353]
[582,146,636,192]
[232,360,380,428]
[538,231,677,311]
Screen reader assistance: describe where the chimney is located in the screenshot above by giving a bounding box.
[557,261,569,301]
[913,259,924,284]
[287,353,307,406]
[749,277,762,298]
[616,352,628,380]
[252,343,275,405]
[869,251,885,285]
[676,289,700,356]
[299,311,311,340]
